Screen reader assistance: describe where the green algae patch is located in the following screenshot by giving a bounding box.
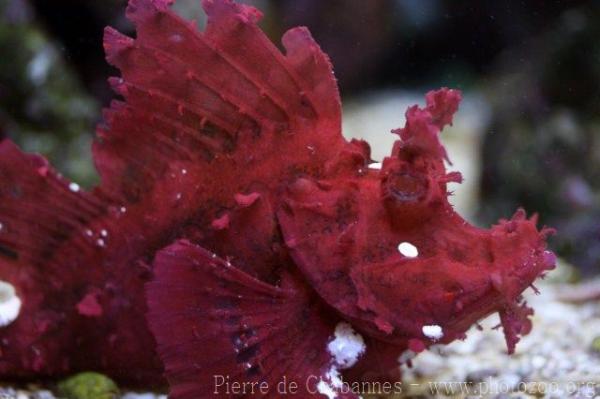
[591,336,600,354]
[57,372,119,399]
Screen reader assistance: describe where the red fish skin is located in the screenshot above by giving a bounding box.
[0,0,347,386]
[0,0,555,396]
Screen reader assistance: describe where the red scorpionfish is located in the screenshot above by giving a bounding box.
[0,0,555,397]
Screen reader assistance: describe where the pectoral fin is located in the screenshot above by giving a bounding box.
[147,240,359,398]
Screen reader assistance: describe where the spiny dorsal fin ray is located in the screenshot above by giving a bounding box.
[96,0,343,204]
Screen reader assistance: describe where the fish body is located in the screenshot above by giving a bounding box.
[0,0,554,397]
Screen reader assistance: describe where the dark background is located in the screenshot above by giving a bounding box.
[8,0,593,98]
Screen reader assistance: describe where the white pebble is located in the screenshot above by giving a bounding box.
[398,242,419,258]
[422,324,444,340]
[181,168,187,175]
[531,355,547,369]
[368,162,382,170]
[68,182,80,192]
[398,349,418,363]
[0,281,22,327]
[0,222,3,232]
[100,229,108,237]
[96,238,106,248]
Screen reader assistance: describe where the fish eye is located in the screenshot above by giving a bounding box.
[383,171,429,203]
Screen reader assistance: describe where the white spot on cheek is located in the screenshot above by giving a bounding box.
[422,324,444,340]
[327,322,366,368]
[68,182,80,192]
[0,281,22,327]
[398,242,419,258]
[100,229,108,238]
[0,222,3,232]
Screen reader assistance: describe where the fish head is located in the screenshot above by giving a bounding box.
[278,88,556,352]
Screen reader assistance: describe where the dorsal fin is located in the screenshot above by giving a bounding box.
[95,0,344,203]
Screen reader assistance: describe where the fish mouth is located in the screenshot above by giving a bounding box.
[347,212,556,350]
[421,220,556,351]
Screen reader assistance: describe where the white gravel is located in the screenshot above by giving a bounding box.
[401,275,600,398]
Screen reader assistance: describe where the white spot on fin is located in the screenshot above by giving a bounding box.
[0,281,22,327]
[68,182,80,192]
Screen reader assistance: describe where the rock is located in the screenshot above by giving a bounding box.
[477,3,600,277]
